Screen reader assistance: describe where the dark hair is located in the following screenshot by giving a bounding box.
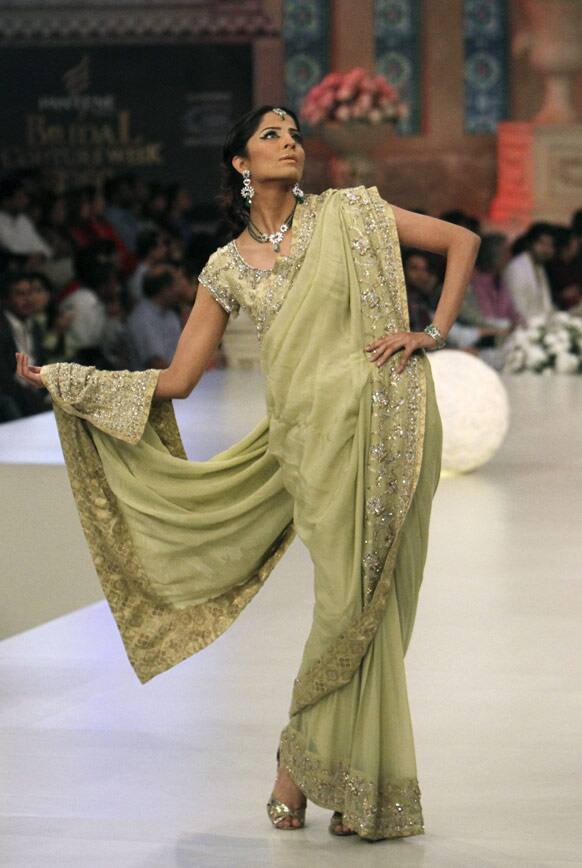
[476,233,507,273]
[552,226,575,255]
[83,262,114,291]
[66,186,92,225]
[401,247,431,268]
[218,104,301,237]
[27,270,54,294]
[103,173,135,203]
[572,208,582,236]
[0,271,31,300]
[142,267,174,299]
[136,229,163,259]
[439,209,481,235]
[0,175,26,203]
[525,222,555,246]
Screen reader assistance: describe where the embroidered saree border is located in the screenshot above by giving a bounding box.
[40,362,161,445]
[44,372,296,684]
[289,186,427,717]
[279,727,424,840]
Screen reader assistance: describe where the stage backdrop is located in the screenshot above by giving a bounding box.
[0,44,252,198]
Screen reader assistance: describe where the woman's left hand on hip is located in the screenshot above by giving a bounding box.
[365,331,436,373]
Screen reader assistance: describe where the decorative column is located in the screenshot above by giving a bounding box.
[490,0,582,226]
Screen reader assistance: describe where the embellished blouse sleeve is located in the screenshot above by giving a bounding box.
[197,249,240,318]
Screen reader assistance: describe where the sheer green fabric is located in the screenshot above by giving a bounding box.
[40,185,442,841]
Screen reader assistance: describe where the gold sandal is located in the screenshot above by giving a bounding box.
[266,797,306,829]
[266,747,307,830]
[329,811,357,836]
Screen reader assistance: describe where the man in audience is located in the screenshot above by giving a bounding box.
[471,233,524,328]
[103,174,140,252]
[0,176,52,261]
[403,249,508,355]
[547,227,581,310]
[502,223,555,323]
[125,265,183,370]
[0,272,49,419]
[127,229,168,303]
[59,254,119,367]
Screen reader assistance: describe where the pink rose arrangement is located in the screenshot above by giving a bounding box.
[300,67,408,126]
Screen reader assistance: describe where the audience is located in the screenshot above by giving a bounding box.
[128,229,168,303]
[502,223,555,323]
[471,234,524,329]
[0,177,52,263]
[103,174,141,252]
[126,265,183,370]
[59,253,120,368]
[0,272,50,420]
[402,248,509,360]
[67,185,137,276]
[546,227,581,311]
[0,167,581,423]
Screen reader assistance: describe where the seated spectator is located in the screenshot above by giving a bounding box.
[56,239,118,304]
[164,184,194,246]
[0,175,52,261]
[138,182,169,233]
[59,256,120,368]
[37,193,73,261]
[471,233,525,328]
[402,248,508,356]
[162,258,197,326]
[28,271,72,363]
[67,186,136,276]
[0,272,49,419]
[127,229,167,303]
[502,223,555,323]
[547,227,581,310]
[37,192,75,288]
[125,265,183,370]
[103,174,140,252]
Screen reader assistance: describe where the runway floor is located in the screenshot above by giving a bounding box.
[1,368,581,867]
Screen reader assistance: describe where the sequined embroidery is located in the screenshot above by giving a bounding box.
[197,195,321,344]
[279,726,424,841]
[39,364,297,684]
[289,187,427,716]
[40,362,161,444]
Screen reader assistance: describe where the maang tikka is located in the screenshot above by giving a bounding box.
[240,169,255,207]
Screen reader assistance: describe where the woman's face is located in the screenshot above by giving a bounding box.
[234,110,305,187]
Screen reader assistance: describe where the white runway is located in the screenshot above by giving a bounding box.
[0,369,581,868]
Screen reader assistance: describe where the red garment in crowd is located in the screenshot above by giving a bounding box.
[69,219,137,275]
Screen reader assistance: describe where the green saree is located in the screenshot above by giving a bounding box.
[40,185,442,841]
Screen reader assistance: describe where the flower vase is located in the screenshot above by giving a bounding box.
[318,121,397,186]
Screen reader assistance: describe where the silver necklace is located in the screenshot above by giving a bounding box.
[247,203,297,253]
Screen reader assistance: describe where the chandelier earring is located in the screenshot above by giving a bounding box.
[241,169,255,207]
[292,182,305,202]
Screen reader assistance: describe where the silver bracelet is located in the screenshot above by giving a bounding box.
[423,323,446,350]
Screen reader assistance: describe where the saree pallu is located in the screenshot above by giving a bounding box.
[40,185,442,841]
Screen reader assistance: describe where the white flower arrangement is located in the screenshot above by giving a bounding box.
[503,312,582,374]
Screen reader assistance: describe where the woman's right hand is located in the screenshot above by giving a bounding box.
[15,352,45,389]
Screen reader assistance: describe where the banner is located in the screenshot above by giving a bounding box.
[0,45,252,196]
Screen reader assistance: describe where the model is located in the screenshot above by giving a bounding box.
[16,104,480,842]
